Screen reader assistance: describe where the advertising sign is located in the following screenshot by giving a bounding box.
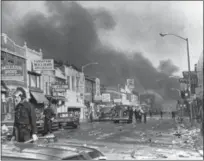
[1,65,24,81]
[95,78,101,96]
[52,84,69,94]
[79,73,85,94]
[122,93,127,101]
[33,59,54,71]
[114,99,121,103]
[52,84,69,89]
[94,95,102,101]
[102,93,111,102]
[127,79,134,89]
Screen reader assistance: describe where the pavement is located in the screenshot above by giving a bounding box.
[53,115,203,160]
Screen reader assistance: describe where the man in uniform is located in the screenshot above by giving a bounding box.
[11,87,38,142]
[43,103,55,135]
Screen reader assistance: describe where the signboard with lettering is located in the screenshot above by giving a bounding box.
[52,84,69,89]
[102,93,111,102]
[114,99,121,103]
[127,79,134,89]
[1,65,24,81]
[94,95,102,101]
[95,78,101,96]
[33,59,54,71]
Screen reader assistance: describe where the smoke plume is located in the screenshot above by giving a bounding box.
[2,1,180,100]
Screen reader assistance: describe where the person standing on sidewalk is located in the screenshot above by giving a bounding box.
[160,110,163,119]
[11,87,38,142]
[43,103,55,135]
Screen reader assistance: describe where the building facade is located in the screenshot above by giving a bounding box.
[85,76,95,104]
[1,34,28,120]
[196,51,203,99]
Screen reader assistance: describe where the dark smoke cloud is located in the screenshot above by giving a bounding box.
[90,8,116,30]
[158,59,179,76]
[2,1,180,100]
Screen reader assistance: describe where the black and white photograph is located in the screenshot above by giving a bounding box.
[1,1,203,160]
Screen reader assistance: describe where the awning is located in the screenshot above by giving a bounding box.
[45,95,66,101]
[30,92,49,104]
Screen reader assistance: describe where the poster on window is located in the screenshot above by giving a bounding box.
[1,65,24,81]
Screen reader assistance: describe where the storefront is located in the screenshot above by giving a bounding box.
[1,34,28,121]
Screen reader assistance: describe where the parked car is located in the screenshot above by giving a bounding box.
[112,105,132,123]
[2,141,106,160]
[56,112,80,129]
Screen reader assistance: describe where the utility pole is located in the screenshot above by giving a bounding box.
[160,33,193,126]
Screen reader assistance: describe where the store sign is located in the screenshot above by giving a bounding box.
[94,95,102,101]
[102,93,111,102]
[122,93,127,101]
[33,59,54,71]
[52,84,69,93]
[52,84,69,89]
[114,99,121,103]
[95,78,101,96]
[1,65,24,81]
[127,79,134,89]
[79,73,85,94]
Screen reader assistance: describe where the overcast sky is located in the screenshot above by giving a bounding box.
[2,1,203,75]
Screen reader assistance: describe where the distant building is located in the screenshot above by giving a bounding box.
[196,51,203,99]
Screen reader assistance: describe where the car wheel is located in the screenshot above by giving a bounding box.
[72,124,78,129]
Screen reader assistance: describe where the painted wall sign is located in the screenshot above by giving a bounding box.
[1,65,24,81]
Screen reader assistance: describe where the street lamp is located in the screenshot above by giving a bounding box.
[160,32,193,123]
[81,62,98,73]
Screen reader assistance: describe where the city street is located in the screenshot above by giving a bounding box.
[53,116,203,160]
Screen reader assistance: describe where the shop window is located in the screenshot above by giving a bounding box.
[8,59,14,64]
[29,74,41,89]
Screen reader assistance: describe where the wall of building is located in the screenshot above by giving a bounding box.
[1,34,28,120]
[26,47,43,93]
[196,51,203,98]
[42,70,55,95]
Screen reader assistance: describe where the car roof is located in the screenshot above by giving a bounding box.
[2,143,81,160]
[42,143,95,153]
[2,151,59,160]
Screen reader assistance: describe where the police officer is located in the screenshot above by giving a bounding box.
[43,103,55,135]
[11,87,38,142]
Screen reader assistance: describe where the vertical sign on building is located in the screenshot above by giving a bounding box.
[94,78,102,101]
[127,79,134,91]
[95,78,100,96]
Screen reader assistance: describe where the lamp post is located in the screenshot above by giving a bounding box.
[81,62,98,73]
[160,33,193,124]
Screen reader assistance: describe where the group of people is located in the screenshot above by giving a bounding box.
[128,106,148,124]
[3,87,55,143]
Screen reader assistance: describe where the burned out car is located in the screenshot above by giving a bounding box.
[112,105,132,123]
[38,142,107,160]
[2,143,88,160]
[2,141,107,160]
[98,106,114,121]
[56,112,80,129]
